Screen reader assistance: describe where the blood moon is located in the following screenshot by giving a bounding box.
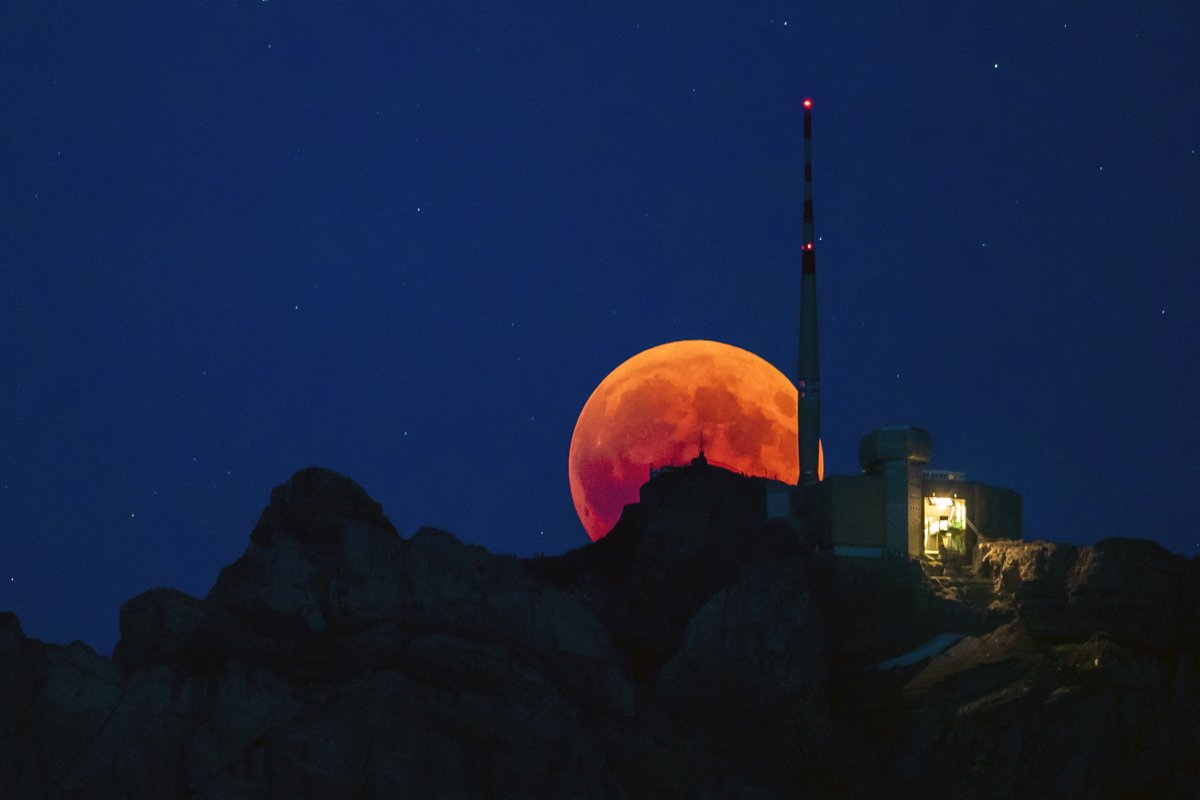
[568,339,821,541]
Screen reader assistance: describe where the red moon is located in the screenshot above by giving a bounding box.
[568,340,822,541]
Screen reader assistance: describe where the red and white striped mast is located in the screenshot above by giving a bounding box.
[797,98,821,487]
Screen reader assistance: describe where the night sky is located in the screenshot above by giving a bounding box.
[3,2,1198,655]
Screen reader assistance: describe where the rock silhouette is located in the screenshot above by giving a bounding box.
[2,466,1197,798]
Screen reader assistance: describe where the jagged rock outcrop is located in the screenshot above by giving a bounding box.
[526,460,800,681]
[1,466,1197,798]
[207,467,406,630]
[4,469,645,797]
[977,537,1200,650]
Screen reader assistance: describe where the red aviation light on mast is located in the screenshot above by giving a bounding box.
[797,93,819,486]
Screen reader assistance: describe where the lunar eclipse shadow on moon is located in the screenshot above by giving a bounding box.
[568,339,823,541]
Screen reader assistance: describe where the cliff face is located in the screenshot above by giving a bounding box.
[1,466,1197,798]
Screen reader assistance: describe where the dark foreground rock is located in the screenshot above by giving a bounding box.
[2,467,1197,798]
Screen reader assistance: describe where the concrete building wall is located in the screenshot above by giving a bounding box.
[883,462,926,556]
[906,462,924,557]
[825,474,885,549]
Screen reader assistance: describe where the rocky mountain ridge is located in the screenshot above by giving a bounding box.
[2,466,1197,798]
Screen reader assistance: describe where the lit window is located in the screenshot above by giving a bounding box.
[923,496,967,555]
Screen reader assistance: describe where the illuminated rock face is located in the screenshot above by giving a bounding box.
[0,468,1198,798]
[977,537,1199,650]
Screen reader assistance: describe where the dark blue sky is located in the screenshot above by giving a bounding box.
[3,2,1198,654]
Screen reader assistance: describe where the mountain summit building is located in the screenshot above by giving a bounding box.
[769,426,1022,562]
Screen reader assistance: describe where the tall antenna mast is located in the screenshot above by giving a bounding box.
[797,97,821,487]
